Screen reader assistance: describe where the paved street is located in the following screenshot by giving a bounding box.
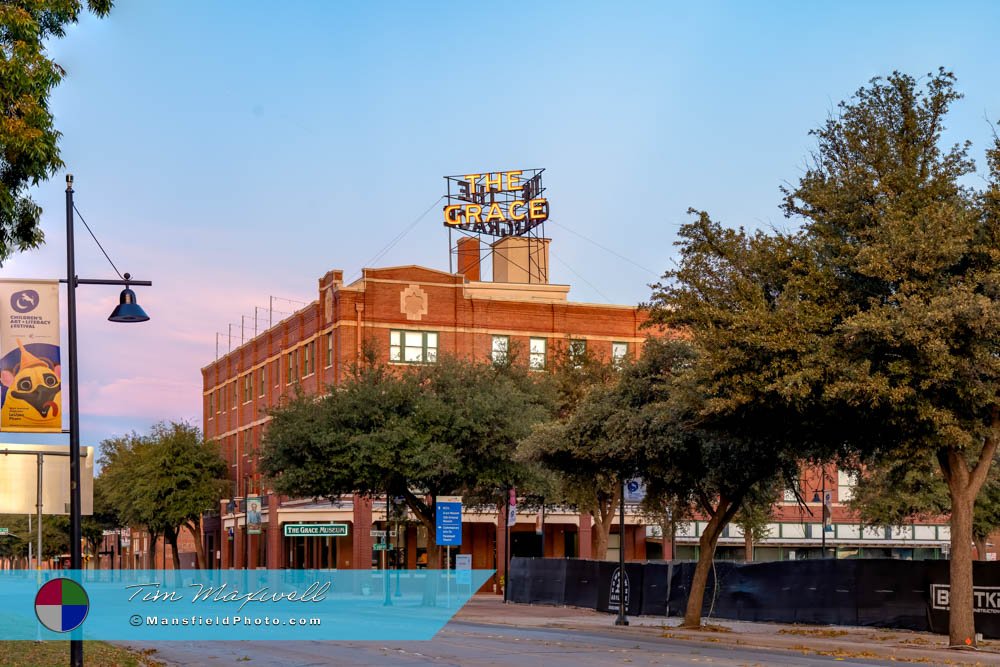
[123,619,899,667]
[118,595,1000,667]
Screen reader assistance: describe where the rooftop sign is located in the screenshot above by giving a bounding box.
[444,169,548,237]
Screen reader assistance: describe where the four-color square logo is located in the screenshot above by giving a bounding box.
[35,578,89,632]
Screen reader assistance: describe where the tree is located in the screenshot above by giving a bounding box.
[849,454,1000,561]
[781,69,1000,646]
[0,512,69,564]
[0,0,112,264]
[518,350,626,559]
[646,213,828,628]
[261,355,549,578]
[732,480,780,561]
[100,421,228,569]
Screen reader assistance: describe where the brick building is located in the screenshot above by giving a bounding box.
[201,236,653,578]
[201,233,957,575]
[667,463,952,562]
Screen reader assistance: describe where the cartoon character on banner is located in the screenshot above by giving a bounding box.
[0,339,61,431]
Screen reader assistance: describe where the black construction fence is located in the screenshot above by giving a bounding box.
[508,557,1000,638]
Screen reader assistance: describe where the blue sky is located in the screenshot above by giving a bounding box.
[3,1,1000,450]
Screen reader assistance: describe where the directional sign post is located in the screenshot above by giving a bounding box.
[0,527,8,536]
[436,496,462,608]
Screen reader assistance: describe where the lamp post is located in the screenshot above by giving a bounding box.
[615,477,628,626]
[65,175,150,667]
[811,465,833,559]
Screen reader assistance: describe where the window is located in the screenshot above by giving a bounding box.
[304,342,312,376]
[783,482,800,503]
[286,352,295,384]
[326,333,334,367]
[529,337,546,370]
[838,470,858,502]
[491,335,509,364]
[216,389,222,413]
[569,339,587,367]
[207,393,214,417]
[612,341,629,366]
[259,366,266,397]
[390,330,438,363]
[243,375,251,403]
[230,382,237,409]
[273,360,280,387]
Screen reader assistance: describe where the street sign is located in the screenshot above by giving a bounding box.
[370,530,387,538]
[0,527,8,535]
[373,543,388,551]
[456,554,472,585]
[284,523,349,537]
[435,495,462,547]
[624,478,646,504]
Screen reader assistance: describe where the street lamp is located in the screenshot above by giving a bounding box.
[64,175,151,667]
[811,465,833,559]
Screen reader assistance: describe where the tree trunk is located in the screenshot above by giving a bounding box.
[939,431,998,649]
[590,494,615,560]
[974,536,987,562]
[148,533,158,570]
[946,473,976,647]
[186,521,206,569]
[744,529,753,562]
[682,497,738,628]
[164,526,182,570]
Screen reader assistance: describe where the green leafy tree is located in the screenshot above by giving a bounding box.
[0,0,112,264]
[261,355,549,574]
[646,214,824,627]
[849,454,1000,561]
[733,480,780,561]
[517,349,624,559]
[81,474,121,564]
[100,421,228,569]
[0,513,69,564]
[780,69,1000,646]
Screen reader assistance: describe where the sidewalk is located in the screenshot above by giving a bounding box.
[456,595,1000,665]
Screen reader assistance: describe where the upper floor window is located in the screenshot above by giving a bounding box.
[569,339,587,367]
[243,375,252,403]
[838,470,858,503]
[286,351,298,384]
[612,341,629,367]
[326,332,334,367]
[207,393,214,417]
[390,330,438,364]
[491,335,509,364]
[230,382,237,409]
[304,342,313,376]
[259,366,266,397]
[529,337,546,370]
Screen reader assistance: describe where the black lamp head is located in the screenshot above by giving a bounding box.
[108,273,149,323]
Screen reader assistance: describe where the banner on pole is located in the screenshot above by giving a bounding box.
[0,280,61,432]
[247,496,262,534]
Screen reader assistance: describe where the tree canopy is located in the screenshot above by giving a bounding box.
[0,1,112,264]
[778,68,1000,646]
[261,355,551,566]
[99,421,228,568]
